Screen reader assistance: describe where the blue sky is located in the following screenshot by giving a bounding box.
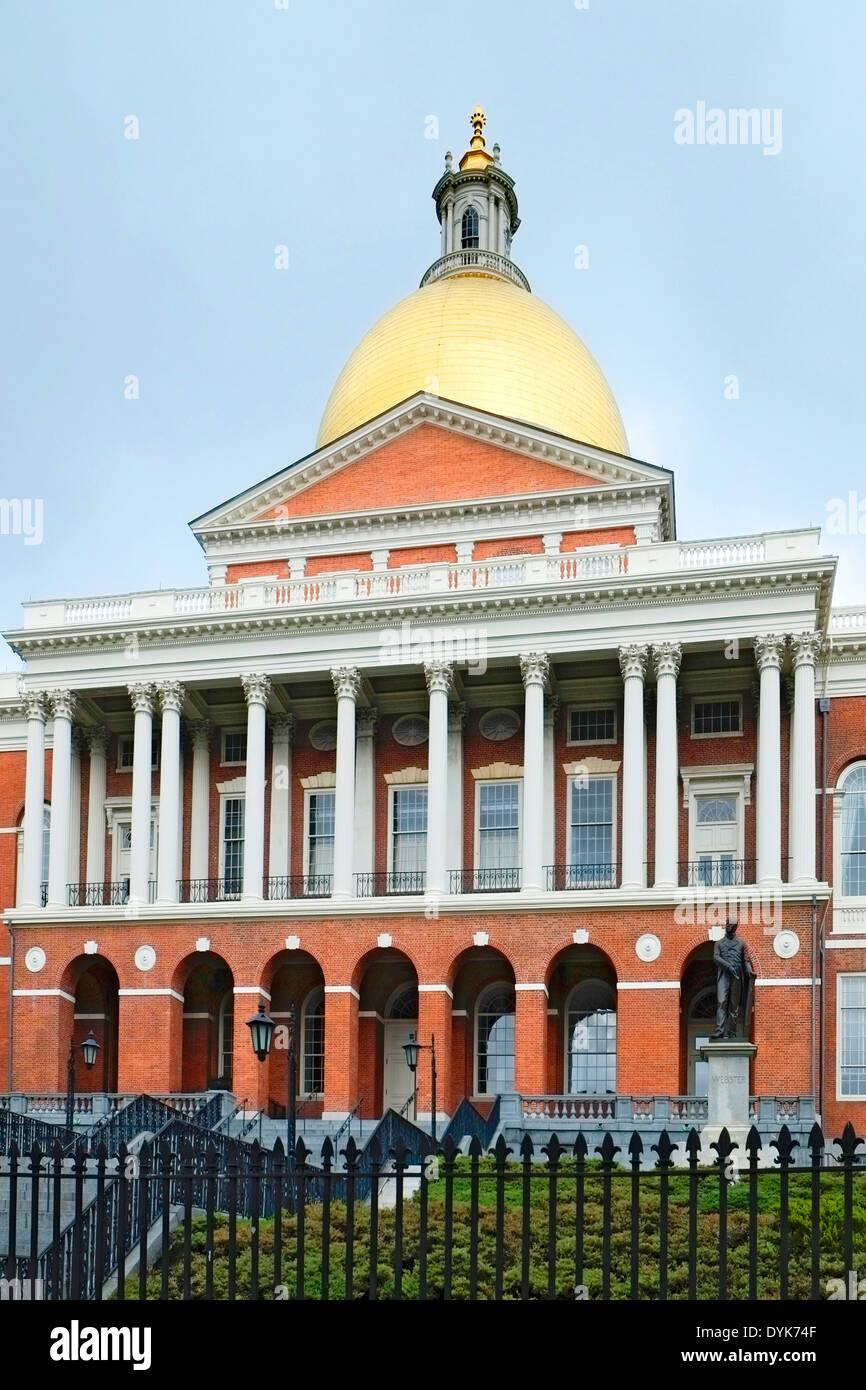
[1,0,864,666]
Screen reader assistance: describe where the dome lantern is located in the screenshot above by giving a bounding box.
[422,108,527,292]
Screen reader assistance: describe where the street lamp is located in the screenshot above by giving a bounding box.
[402,1031,437,1142]
[246,998,297,1161]
[66,1031,99,1136]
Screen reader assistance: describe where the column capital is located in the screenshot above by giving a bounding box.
[242,673,272,708]
[754,633,786,671]
[356,708,379,739]
[83,724,110,755]
[48,689,77,721]
[790,630,823,670]
[269,713,294,740]
[331,666,361,701]
[519,651,549,688]
[652,641,682,680]
[618,643,648,681]
[186,718,212,749]
[22,691,48,722]
[157,680,184,714]
[128,682,156,715]
[424,660,454,696]
[448,700,467,732]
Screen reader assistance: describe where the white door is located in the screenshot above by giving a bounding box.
[693,794,738,883]
[113,817,157,897]
[383,1020,418,1114]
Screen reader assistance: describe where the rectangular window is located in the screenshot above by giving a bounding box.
[568,705,616,745]
[117,735,159,771]
[840,975,866,1098]
[692,699,742,737]
[221,729,247,766]
[307,791,335,884]
[222,797,244,895]
[477,782,520,887]
[391,786,428,880]
[569,777,615,887]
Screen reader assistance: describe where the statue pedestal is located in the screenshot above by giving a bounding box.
[699,1040,757,1162]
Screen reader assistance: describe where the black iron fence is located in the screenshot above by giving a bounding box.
[2,1120,864,1301]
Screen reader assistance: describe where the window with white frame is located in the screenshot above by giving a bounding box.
[681,768,750,884]
[566,980,617,1094]
[306,790,335,883]
[838,764,866,898]
[220,797,244,895]
[221,728,247,766]
[691,698,742,737]
[475,984,515,1094]
[389,785,427,881]
[476,781,521,887]
[117,734,159,772]
[568,776,615,887]
[302,989,325,1095]
[839,975,866,1098]
[568,705,617,746]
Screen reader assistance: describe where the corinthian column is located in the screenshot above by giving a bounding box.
[156,681,184,904]
[21,692,47,907]
[520,652,549,892]
[754,634,786,885]
[653,643,682,889]
[789,632,821,883]
[84,727,109,887]
[128,683,156,905]
[268,715,294,881]
[187,721,212,883]
[619,644,648,889]
[425,660,453,895]
[47,691,76,907]
[331,666,360,898]
[241,674,271,901]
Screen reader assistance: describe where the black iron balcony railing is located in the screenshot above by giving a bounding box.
[545,863,618,891]
[678,859,757,888]
[67,880,155,907]
[449,867,521,893]
[177,877,243,903]
[265,874,332,900]
[354,871,426,897]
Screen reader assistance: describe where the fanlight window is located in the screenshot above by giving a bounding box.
[386,984,419,1020]
[461,205,479,249]
[840,764,866,897]
[696,796,737,824]
[566,981,616,1094]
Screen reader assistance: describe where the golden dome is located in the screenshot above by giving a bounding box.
[317,272,629,454]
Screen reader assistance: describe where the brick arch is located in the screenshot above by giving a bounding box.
[59,952,119,1095]
[260,949,326,1119]
[349,943,421,998]
[831,754,866,791]
[172,950,235,1094]
[442,942,517,995]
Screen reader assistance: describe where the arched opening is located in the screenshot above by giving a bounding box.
[547,945,618,1095]
[461,204,479,250]
[356,949,419,1117]
[264,950,326,1119]
[450,947,516,1102]
[177,953,235,1092]
[836,762,866,896]
[681,945,717,1095]
[61,954,119,1093]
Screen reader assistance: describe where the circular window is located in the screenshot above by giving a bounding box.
[392,714,429,747]
[479,708,521,742]
[309,720,338,751]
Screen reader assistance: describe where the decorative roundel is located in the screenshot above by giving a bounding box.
[479,707,521,742]
[309,720,338,751]
[392,714,429,747]
[635,933,662,963]
[24,946,46,974]
[773,929,800,960]
[134,944,157,973]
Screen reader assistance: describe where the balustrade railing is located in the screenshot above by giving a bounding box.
[420,248,531,291]
[449,867,521,893]
[177,877,243,903]
[354,871,426,897]
[678,859,756,887]
[265,874,332,900]
[545,863,617,890]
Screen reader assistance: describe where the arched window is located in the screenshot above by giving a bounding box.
[461,205,479,250]
[565,981,616,1094]
[15,804,51,907]
[476,984,515,1094]
[301,989,325,1096]
[839,764,866,897]
[385,983,418,1019]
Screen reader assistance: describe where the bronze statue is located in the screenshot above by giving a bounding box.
[710,920,755,1040]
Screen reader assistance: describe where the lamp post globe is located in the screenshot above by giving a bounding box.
[246,1000,276,1062]
[80,1031,100,1070]
[402,1032,421,1073]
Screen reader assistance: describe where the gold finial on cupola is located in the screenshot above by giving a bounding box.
[460,105,494,170]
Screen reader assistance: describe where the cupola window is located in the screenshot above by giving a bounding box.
[461,205,479,250]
